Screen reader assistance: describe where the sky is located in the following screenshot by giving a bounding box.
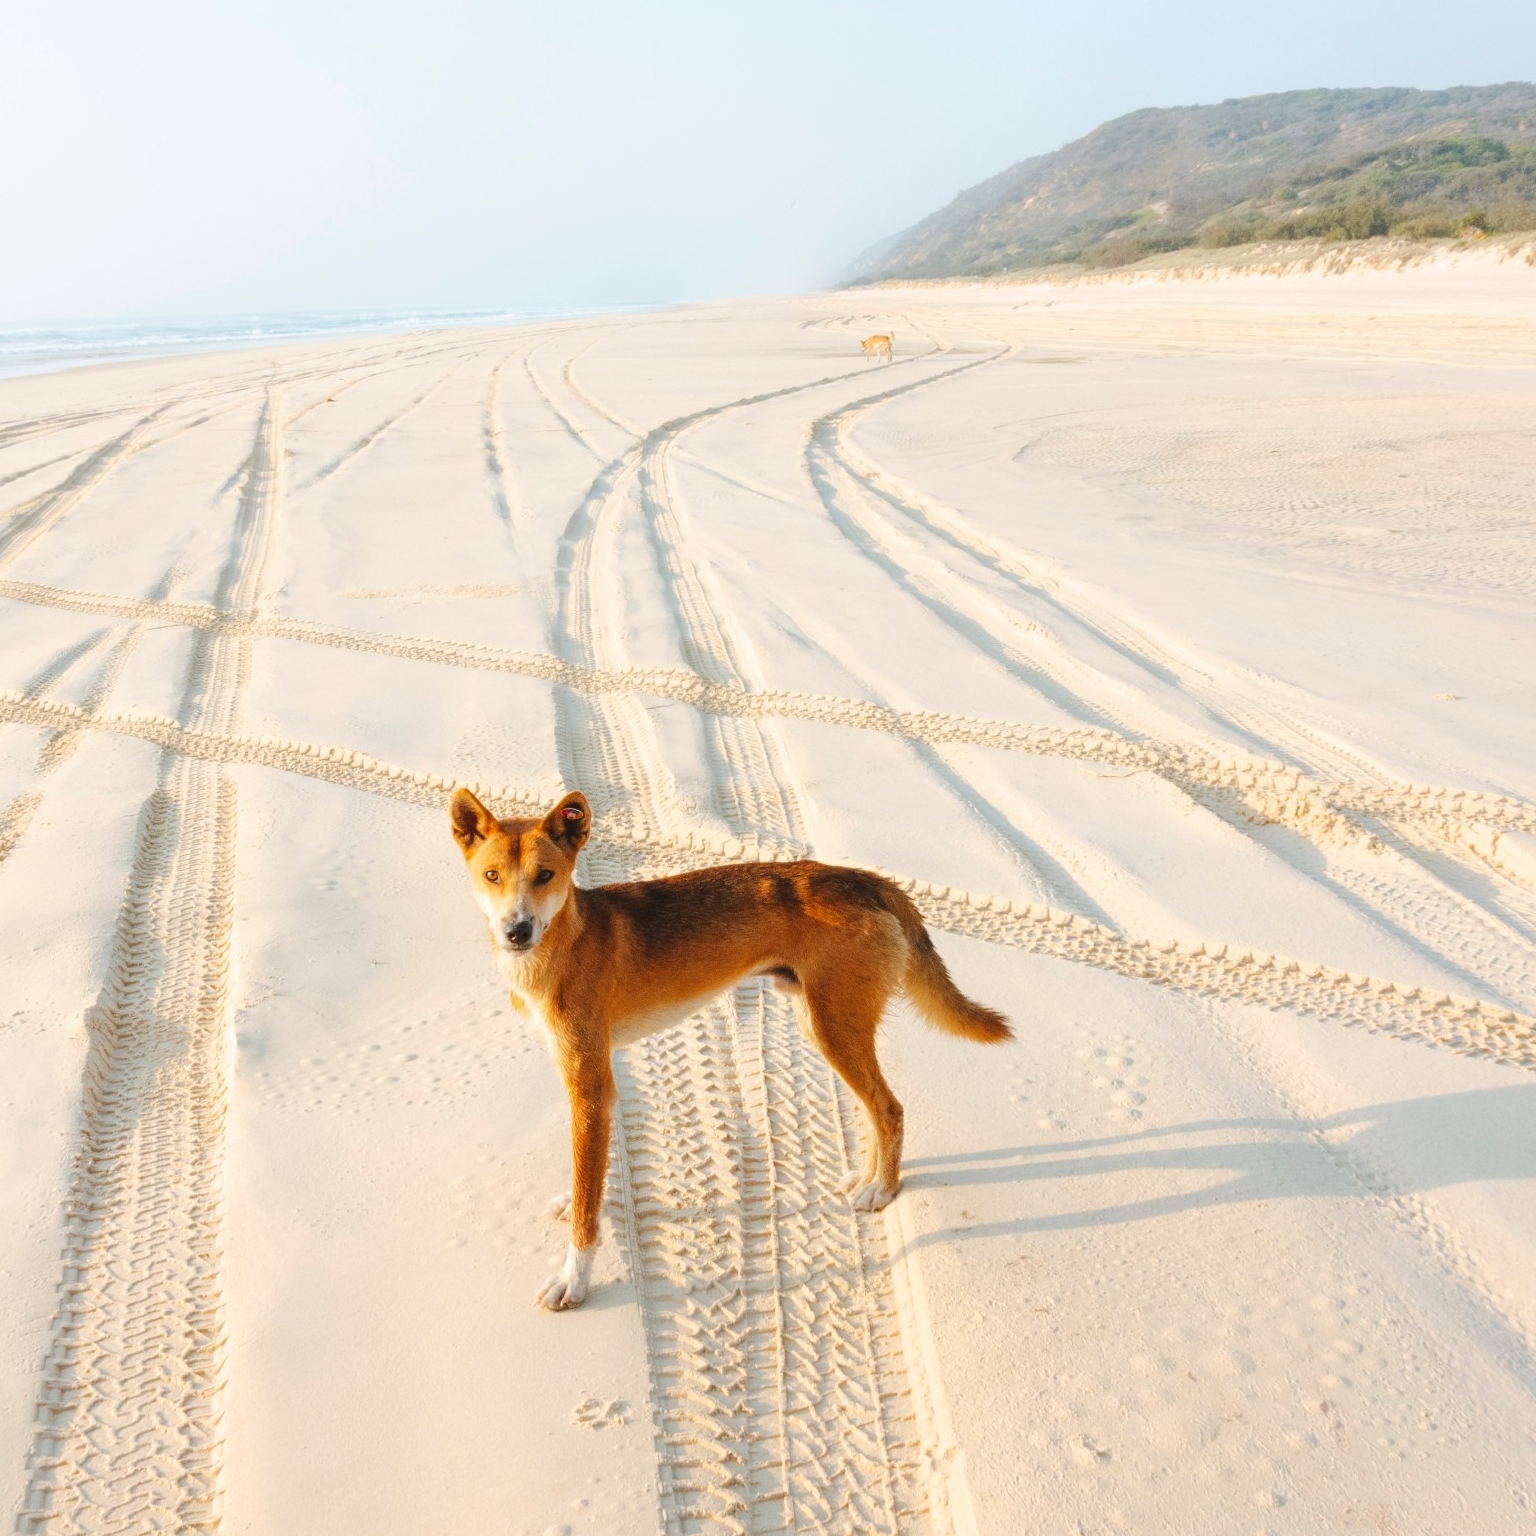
[2,0,1534,321]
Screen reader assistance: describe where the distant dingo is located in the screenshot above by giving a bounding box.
[451,787,1010,1310]
[860,331,894,361]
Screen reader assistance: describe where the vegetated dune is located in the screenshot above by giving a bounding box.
[1,255,1535,1535]
[849,82,1536,280]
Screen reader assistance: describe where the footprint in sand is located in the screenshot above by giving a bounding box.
[570,1394,629,1430]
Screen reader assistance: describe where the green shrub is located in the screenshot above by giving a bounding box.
[1083,230,1199,266]
[1392,212,1460,238]
[1427,136,1510,167]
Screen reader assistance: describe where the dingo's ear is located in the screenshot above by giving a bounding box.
[542,790,590,852]
[450,788,499,854]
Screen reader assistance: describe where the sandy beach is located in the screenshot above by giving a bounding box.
[2,248,1535,1534]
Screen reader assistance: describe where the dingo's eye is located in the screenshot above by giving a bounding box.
[484,869,500,883]
[534,869,554,886]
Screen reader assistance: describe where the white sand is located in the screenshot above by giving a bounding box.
[2,247,1535,1534]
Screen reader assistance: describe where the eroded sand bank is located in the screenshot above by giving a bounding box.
[2,252,1535,1534]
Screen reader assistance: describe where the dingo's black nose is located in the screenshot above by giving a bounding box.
[507,918,535,947]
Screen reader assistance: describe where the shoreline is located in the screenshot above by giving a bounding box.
[0,300,669,381]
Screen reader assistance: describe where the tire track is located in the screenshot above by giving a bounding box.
[0,333,487,604]
[614,980,943,1535]
[553,355,969,1532]
[482,346,526,551]
[3,686,1530,1073]
[812,352,1447,797]
[0,443,104,497]
[0,407,171,571]
[619,410,955,1527]
[636,409,808,848]
[4,578,1534,843]
[0,594,163,869]
[0,408,133,452]
[548,355,921,843]
[18,759,238,1536]
[0,382,282,594]
[553,458,694,848]
[524,341,604,458]
[805,345,1536,1009]
[807,357,1150,740]
[607,994,769,1535]
[17,389,283,1535]
[549,356,803,1533]
[550,372,812,1533]
[296,351,473,492]
[562,336,639,438]
[743,985,943,1535]
[824,373,1533,846]
[902,433,1478,805]
[627,392,941,1525]
[0,787,42,865]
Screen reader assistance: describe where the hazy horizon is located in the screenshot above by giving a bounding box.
[4,0,1534,323]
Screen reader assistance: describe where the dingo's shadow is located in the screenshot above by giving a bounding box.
[899,1084,1536,1246]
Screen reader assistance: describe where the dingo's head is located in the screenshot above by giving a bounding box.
[450,788,590,955]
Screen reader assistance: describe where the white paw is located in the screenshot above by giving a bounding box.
[846,1178,900,1212]
[536,1243,595,1311]
[836,1169,864,1196]
[545,1191,572,1221]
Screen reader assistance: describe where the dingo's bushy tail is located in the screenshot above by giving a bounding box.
[879,880,1013,1042]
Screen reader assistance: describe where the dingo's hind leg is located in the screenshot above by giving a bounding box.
[801,977,905,1211]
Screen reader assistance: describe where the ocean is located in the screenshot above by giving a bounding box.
[0,303,660,379]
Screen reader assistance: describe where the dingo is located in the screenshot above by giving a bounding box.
[451,787,1010,1310]
[861,331,894,361]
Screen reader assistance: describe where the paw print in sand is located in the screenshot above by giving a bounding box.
[570,1394,629,1430]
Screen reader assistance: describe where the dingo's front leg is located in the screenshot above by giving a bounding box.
[537,1056,615,1311]
[536,1240,594,1311]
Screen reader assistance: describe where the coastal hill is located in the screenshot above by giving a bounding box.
[847,83,1536,280]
